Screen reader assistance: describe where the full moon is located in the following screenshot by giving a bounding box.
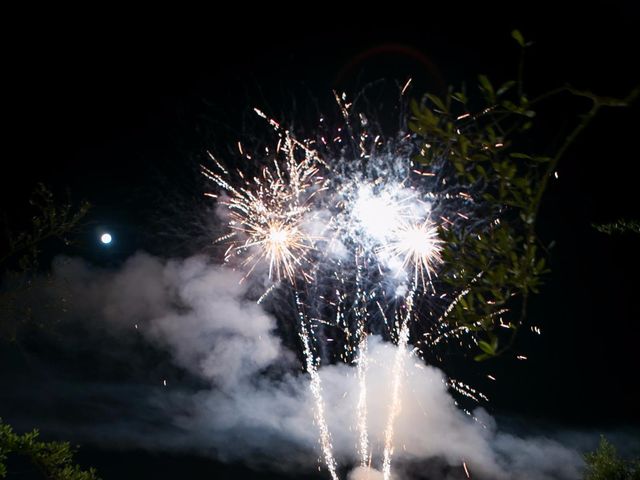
[100,233,112,245]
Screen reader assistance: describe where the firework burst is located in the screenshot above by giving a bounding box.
[380,217,443,288]
[202,89,488,480]
[202,135,326,283]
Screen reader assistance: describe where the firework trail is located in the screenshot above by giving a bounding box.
[355,337,369,468]
[382,286,416,480]
[297,294,339,480]
[354,248,370,468]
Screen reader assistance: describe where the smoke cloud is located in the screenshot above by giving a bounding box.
[2,252,636,479]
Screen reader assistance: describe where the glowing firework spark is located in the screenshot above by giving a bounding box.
[463,460,471,478]
[241,219,310,281]
[381,218,443,287]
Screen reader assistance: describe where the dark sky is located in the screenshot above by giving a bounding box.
[2,4,640,479]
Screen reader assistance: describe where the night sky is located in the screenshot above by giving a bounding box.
[2,5,640,479]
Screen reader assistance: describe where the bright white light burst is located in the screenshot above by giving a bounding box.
[382,219,443,287]
[353,186,406,241]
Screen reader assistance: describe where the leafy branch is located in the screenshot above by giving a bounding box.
[0,418,100,480]
[0,183,90,340]
[409,30,637,359]
[1,183,90,271]
[593,219,640,235]
[584,436,639,480]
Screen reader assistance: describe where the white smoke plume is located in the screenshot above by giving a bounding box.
[2,252,635,479]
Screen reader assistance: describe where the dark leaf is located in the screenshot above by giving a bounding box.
[478,340,496,355]
[426,94,448,113]
[511,29,525,47]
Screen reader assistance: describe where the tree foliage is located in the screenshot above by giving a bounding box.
[0,193,95,477]
[409,30,637,359]
[1,183,90,272]
[583,436,640,480]
[593,219,640,236]
[0,418,100,480]
[0,183,90,340]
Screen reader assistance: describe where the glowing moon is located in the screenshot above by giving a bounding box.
[100,233,112,245]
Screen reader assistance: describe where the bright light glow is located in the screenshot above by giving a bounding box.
[353,186,403,241]
[245,221,309,281]
[100,233,112,245]
[269,226,288,244]
[382,219,443,286]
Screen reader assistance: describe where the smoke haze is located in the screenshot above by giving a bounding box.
[2,253,637,479]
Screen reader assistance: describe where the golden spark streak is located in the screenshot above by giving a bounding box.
[463,461,471,478]
[401,78,413,96]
